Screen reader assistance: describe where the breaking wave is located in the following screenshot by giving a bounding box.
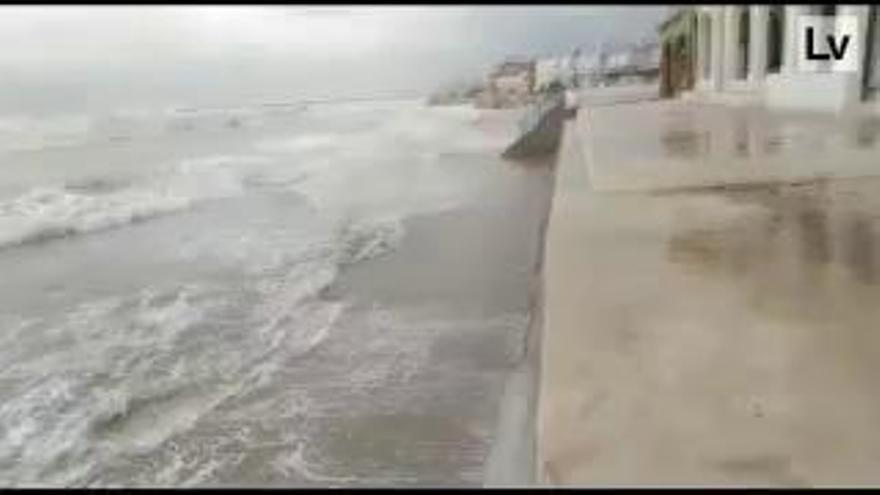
[0,201,408,485]
[0,155,269,250]
[0,268,345,485]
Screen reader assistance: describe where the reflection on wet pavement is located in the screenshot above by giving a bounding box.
[660,129,711,159]
[666,178,880,289]
[585,101,880,192]
[855,119,880,148]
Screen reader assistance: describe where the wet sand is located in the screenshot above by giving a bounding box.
[314,154,554,485]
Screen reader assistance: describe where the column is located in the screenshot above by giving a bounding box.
[697,9,712,84]
[782,5,807,74]
[710,6,726,92]
[838,4,871,104]
[750,6,768,84]
[723,6,741,82]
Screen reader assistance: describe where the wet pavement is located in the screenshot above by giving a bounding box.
[538,99,880,486]
[581,100,880,192]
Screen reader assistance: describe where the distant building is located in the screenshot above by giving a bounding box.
[606,50,632,72]
[631,42,662,72]
[486,59,536,107]
[572,49,604,87]
[535,57,565,92]
[568,40,661,89]
[536,53,586,92]
[660,5,880,113]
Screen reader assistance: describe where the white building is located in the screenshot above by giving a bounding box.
[486,60,536,107]
[606,50,632,72]
[689,5,880,113]
[535,57,565,91]
[630,43,662,70]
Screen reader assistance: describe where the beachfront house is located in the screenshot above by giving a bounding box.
[486,59,536,107]
[576,40,662,89]
[535,57,566,93]
[660,5,880,113]
[607,41,661,86]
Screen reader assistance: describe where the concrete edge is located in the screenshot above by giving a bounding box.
[533,120,589,486]
[483,157,558,487]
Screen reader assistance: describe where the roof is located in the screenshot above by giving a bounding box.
[491,60,535,78]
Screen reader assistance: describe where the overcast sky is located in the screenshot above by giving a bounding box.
[0,6,669,114]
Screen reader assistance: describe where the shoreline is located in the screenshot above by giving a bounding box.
[326,133,556,485]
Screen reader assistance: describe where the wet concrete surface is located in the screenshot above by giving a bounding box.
[581,100,880,192]
[539,101,880,486]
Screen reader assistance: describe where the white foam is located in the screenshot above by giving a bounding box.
[0,207,370,483]
[337,216,405,265]
[0,155,267,250]
[257,133,342,154]
[278,104,509,218]
[0,114,93,153]
[271,442,355,485]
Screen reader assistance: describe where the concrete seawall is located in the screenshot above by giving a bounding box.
[534,114,592,486]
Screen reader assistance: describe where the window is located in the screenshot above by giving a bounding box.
[819,5,837,16]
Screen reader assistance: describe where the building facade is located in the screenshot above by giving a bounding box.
[486,59,536,107]
[680,5,880,113]
[535,57,566,93]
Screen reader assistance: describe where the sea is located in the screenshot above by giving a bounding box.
[0,98,553,486]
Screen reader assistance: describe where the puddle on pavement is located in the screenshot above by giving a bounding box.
[656,111,880,162]
[660,129,710,159]
[854,119,880,149]
[665,177,880,322]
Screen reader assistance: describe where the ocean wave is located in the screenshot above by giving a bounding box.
[0,207,408,485]
[0,187,192,249]
[256,134,341,154]
[336,216,404,266]
[0,155,265,250]
[0,104,308,153]
[0,114,94,153]
[0,260,345,485]
[0,215,406,485]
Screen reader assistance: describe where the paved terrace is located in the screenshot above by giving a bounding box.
[538,94,880,486]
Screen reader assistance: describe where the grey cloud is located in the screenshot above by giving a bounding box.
[0,6,669,114]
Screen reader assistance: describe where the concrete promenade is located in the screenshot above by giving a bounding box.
[537,93,880,486]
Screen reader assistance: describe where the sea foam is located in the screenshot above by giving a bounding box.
[0,155,267,250]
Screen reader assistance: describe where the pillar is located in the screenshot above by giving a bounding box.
[782,5,808,74]
[723,6,741,82]
[838,4,871,104]
[711,6,728,91]
[750,6,768,85]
